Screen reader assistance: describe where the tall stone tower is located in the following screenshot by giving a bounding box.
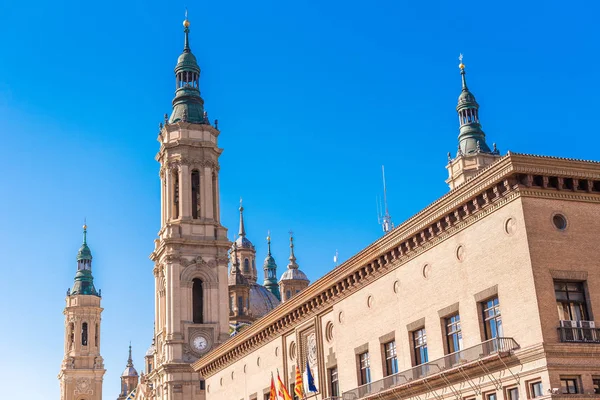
[58,225,105,400]
[117,344,139,400]
[446,57,500,189]
[147,15,230,400]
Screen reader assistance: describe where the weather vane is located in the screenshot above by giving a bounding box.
[459,53,465,69]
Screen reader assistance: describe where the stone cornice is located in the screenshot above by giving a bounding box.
[193,154,600,377]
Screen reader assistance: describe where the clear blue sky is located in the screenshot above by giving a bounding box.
[0,0,598,397]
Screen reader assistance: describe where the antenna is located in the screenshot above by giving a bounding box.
[377,165,394,234]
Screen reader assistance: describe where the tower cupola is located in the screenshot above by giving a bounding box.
[71,224,99,296]
[279,232,309,302]
[455,56,497,156]
[262,232,281,300]
[169,14,207,124]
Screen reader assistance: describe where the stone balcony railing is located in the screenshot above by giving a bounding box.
[342,337,520,400]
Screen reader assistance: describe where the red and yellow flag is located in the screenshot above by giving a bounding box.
[294,364,304,399]
[277,371,293,400]
[269,373,277,400]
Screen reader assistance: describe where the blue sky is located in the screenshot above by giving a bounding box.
[0,0,598,397]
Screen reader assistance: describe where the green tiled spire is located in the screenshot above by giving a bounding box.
[455,56,498,156]
[168,14,207,125]
[71,224,99,296]
[263,232,281,301]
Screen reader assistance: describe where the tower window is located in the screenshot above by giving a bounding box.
[69,322,75,349]
[212,172,218,221]
[172,171,180,219]
[192,279,203,323]
[81,322,88,346]
[238,296,243,315]
[244,259,250,273]
[191,170,200,219]
[95,323,99,347]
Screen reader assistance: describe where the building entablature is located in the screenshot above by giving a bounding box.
[193,153,600,378]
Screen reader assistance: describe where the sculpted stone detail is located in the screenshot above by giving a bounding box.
[74,377,92,394]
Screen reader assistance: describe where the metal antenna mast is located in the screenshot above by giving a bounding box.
[377,165,394,234]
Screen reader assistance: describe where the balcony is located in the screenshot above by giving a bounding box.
[342,337,519,400]
[558,322,600,343]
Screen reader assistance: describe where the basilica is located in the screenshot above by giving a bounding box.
[59,13,600,400]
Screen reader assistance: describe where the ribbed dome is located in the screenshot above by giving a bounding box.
[145,344,155,357]
[248,283,280,318]
[457,90,477,106]
[122,365,138,377]
[176,52,199,71]
[235,235,254,249]
[279,268,309,282]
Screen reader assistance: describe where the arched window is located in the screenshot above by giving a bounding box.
[192,279,203,323]
[244,259,250,273]
[69,322,75,348]
[191,170,200,219]
[172,171,180,219]
[238,296,243,315]
[212,172,218,221]
[95,323,99,347]
[81,322,88,346]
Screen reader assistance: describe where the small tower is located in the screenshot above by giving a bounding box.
[58,225,105,400]
[279,232,310,302]
[446,56,500,189]
[263,232,281,300]
[117,344,139,400]
[228,243,251,324]
[234,199,258,283]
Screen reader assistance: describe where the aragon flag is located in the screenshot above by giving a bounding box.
[269,373,277,400]
[294,364,304,399]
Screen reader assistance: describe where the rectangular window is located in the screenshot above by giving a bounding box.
[555,281,588,321]
[560,377,579,394]
[359,352,371,385]
[485,393,497,400]
[384,341,399,376]
[530,381,543,398]
[445,314,463,353]
[329,367,339,397]
[482,297,503,340]
[506,386,519,400]
[593,377,600,394]
[264,394,270,400]
[413,328,428,365]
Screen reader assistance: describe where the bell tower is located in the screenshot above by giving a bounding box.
[58,224,105,400]
[147,14,230,400]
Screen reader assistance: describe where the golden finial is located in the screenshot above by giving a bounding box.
[267,230,271,242]
[83,218,87,230]
[458,53,465,70]
[183,9,190,27]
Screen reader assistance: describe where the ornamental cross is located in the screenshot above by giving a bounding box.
[459,53,464,63]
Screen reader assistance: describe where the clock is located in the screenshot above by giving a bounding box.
[192,335,209,352]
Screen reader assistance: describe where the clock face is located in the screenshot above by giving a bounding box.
[193,336,208,352]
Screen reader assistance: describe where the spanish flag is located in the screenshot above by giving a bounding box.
[294,364,304,399]
[269,373,277,400]
[277,370,293,400]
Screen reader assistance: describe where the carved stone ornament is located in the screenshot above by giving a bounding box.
[75,377,92,394]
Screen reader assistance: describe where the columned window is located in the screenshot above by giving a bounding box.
[81,322,88,346]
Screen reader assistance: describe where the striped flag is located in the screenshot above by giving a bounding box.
[269,373,277,400]
[277,370,293,400]
[294,364,304,398]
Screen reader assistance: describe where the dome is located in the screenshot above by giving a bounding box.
[235,235,255,249]
[122,365,138,377]
[145,344,155,357]
[458,90,477,106]
[279,268,309,282]
[176,52,200,72]
[77,243,92,261]
[248,283,280,318]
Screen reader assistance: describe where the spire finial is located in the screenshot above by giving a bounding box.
[238,198,246,237]
[127,342,133,367]
[459,53,468,90]
[267,230,272,255]
[288,230,297,267]
[82,219,87,244]
[183,9,191,52]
